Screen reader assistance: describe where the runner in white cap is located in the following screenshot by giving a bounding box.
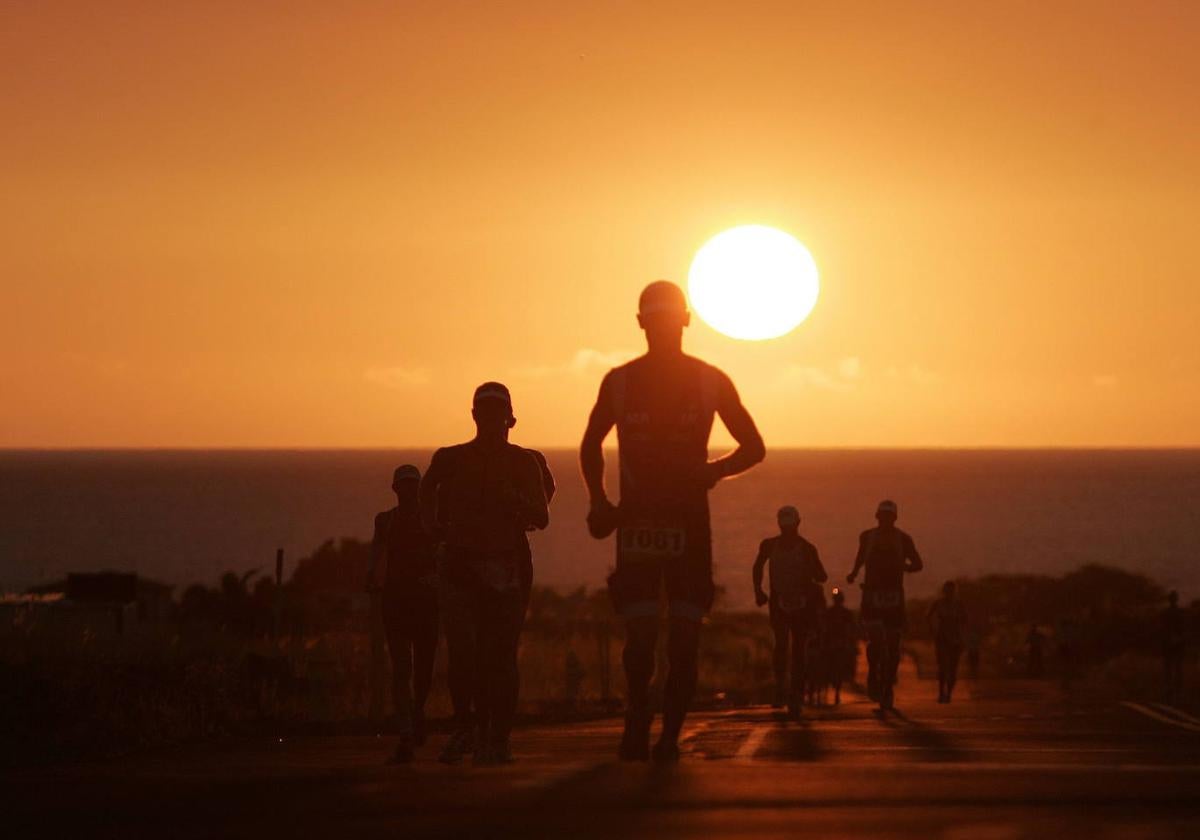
[420,382,549,765]
[752,505,827,718]
[580,280,766,761]
[846,499,923,711]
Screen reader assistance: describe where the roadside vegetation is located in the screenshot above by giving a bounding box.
[2,541,1194,765]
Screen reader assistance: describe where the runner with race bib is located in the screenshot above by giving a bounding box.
[580,280,765,762]
[846,499,923,712]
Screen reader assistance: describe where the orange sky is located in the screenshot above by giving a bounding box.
[3,1,1198,448]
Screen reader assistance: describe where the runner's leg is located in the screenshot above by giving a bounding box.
[622,615,658,756]
[440,574,478,736]
[935,641,948,701]
[412,595,438,744]
[480,586,524,753]
[865,621,884,700]
[661,615,701,747]
[382,598,414,734]
[789,617,808,715]
[770,604,789,706]
[946,644,962,700]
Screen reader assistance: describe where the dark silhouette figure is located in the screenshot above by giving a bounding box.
[1027,624,1046,678]
[824,588,858,705]
[927,580,968,703]
[752,505,827,717]
[1162,591,1186,702]
[420,382,549,766]
[580,280,765,762]
[366,464,438,763]
[846,499,923,712]
[505,448,556,729]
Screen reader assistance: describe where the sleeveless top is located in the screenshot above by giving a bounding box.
[607,354,721,521]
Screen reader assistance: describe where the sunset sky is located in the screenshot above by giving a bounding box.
[3,1,1198,448]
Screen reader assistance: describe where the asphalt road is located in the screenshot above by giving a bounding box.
[6,677,1200,839]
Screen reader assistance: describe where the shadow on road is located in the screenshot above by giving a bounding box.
[770,721,826,762]
[876,708,972,762]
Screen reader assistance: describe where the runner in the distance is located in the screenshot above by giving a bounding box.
[846,499,923,711]
[420,382,549,766]
[365,464,438,763]
[580,280,765,762]
[823,588,857,705]
[927,580,967,703]
[752,505,827,716]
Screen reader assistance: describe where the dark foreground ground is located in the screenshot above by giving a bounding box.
[6,672,1200,839]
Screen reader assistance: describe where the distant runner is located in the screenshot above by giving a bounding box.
[846,499,923,712]
[581,280,765,761]
[1162,591,1185,702]
[824,588,857,705]
[927,580,967,703]
[366,464,438,763]
[420,382,549,766]
[752,505,827,717]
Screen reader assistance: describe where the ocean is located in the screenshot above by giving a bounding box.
[2,449,1198,610]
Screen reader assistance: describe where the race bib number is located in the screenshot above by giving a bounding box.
[619,524,687,560]
[865,589,903,609]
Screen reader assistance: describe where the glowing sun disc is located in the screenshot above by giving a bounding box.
[687,225,819,340]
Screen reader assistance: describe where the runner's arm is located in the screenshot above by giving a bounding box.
[580,373,616,506]
[811,545,829,584]
[847,532,868,583]
[366,512,386,591]
[528,448,557,504]
[514,452,550,530]
[903,533,924,573]
[418,449,447,537]
[707,371,766,486]
[752,539,771,601]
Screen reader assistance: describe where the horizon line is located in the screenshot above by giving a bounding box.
[5,445,1200,453]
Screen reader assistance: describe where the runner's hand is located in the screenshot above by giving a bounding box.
[755,590,769,607]
[586,497,620,539]
[846,571,857,585]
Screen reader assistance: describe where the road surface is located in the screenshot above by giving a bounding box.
[6,679,1200,838]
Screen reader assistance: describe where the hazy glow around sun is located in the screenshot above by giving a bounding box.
[687,225,820,340]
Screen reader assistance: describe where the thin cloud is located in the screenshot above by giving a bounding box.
[512,348,636,379]
[1092,374,1118,388]
[364,365,431,389]
[782,356,862,392]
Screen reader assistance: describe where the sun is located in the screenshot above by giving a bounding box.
[687,225,819,341]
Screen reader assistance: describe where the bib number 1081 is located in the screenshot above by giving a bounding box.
[620,526,686,558]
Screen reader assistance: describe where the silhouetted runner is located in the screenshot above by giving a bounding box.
[580,280,765,762]
[483,446,555,747]
[824,588,857,705]
[366,464,438,763]
[752,505,827,717]
[927,580,967,703]
[420,382,549,766]
[1162,591,1185,702]
[847,499,923,712]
